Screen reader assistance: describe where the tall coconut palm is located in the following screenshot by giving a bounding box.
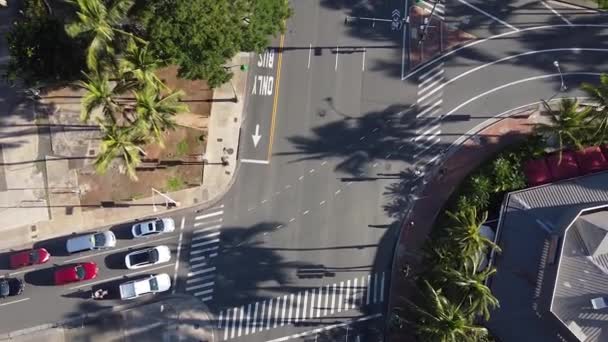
[536,98,590,152]
[405,280,488,342]
[65,0,139,70]
[581,74,608,143]
[444,255,499,320]
[134,85,188,147]
[94,120,147,181]
[119,38,167,90]
[446,207,500,258]
[77,69,136,123]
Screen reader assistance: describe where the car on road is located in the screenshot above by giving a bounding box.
[9,248,50,269]
[131,218,175,238]
[118,273,171,299]
[54,262,98,285]
[0,278,24,298]
[66,231,116,254]
[125,245,171,270]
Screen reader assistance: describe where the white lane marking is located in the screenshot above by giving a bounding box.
[298,176,304,181]
[63,235,175,263]
[194,217,222,227]
[259,301,266,333]
[265,314,383,342]
[335,45,339,70]
[335,189,341,195]
[193,231,220,241]
[337,281,344,312]
[172,217,185,294]
[288,294,294,324]
[445,72,603,119]
[457,0,519,31]
[302,210,310,215]
[316,287,322,318]
[295,292,301,323]
[195,211,223,221]
[418,77,444,98]
[307,43,312,69]
[231,308,238,339]
[69,263,174,290]
[362,48,366,71]
[309,289,316,321]
[418,62,444,81]
[415,124,440,140]
[353,278,358,309]
[274,296,281,328]
[241,158,270,165]
[193,225,222,234]
[186,281,214,292]
[289,218,295,222]
[238,306,244,337]
[302,291,308,321]
[202,296,213,302]
[267,299,273,330]
[187,266,216,277]
[321,160,328,165]
[417,81,444,104]
[331,284,336,314]
[413,137,441,158]
[245,304,251,335]
[252,302,259,333]
[309,169,315,173]
[541,1,572,26]
[0,297,29,307]
[194,289,213,297]
[223,309,230,340]
[190,245,220,255]
[191,238,220,248]
[418,69,444,89]
[320,200,325,206]
[190,254,213,263]
[549,0,596,12]
[186,274,214,284]
[324,284,330,316]
[345,280,351,312]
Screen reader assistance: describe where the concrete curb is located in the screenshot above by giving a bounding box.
[554,0,606,12]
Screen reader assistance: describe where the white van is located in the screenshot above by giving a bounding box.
[66,231,116,254]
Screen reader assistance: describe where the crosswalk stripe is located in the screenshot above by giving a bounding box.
[295,293,301,322]
[190,245,219,255]
[302,291,308,320]
[218,310,224,329]
[252,302,259,334]
[366,275,371,305]
[281,295,288,326]
[345,280,351,312]
[191,261,209,269]
[195,210,223,221]
[194,289,213,297]
[186,281,214,291]
[331,284,336,314]
[316,288,322,318]
[414,137,441,158]
[353,278,358,309]
[310,290,315,320]
[231,308,237,339]
[258,301,265,333]
[287,294,294,324]
[418,62,444,81]
[415,126,440,141]
[202,296,213,302]
[191,238,220,248]
[324,285,330,316]
[194,224,222,234]
[418,82,445,104]
[186,274,214,284]
[419,69,444,88]
[223,309,229,340]
[192,230,220,240]
[338,281,344,312]
[360,276,365,307]
[194,218,222,228]
[190,255,211,263]
[416,102,442,119]
[188,266,216,277]
[238,306,244,337]
[267,299,273,330]
[419,77,444,98]
[274,297,280,328]
[245,304,251,335]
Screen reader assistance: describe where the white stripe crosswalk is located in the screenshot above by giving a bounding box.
[217,271,387,341]
[414,63,445,163]
[185,206,225,302]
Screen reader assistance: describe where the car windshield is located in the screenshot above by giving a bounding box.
[0,282,8,296]
[29,250,39,262]
[134,225,142,236]
[93,233,105,246]
[75,265,85,280]
[149,277,159,291]
[146,223,154,234]
[156,220,164,231]
[149,249,159,262]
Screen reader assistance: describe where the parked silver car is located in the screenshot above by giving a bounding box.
[131,218,175,238]
[66,231,116,254]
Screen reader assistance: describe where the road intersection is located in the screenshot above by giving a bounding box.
[1,0,608,341]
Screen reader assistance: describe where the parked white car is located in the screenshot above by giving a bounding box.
[119,273,171,300]
[131,218,175,238]
[66,231,116,254]
[124,246,171,270]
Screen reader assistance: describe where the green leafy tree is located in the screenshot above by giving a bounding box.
[133,85,188,147]
[119,38,167,90]
[490,155,525,193]
[446,208,500,258]
[76,69,136,123]
[581,74,608,143]
[64,0,137,70]
[536,98,590,152]
[402,280,488,342]
[94,121,147,180]
[142,0,291,87]
[444,255,499,320]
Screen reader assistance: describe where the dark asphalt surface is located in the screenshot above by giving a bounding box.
[1,0,608,341]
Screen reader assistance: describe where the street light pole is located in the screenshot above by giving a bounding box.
[553,60,567,91]
[224,64,248,103]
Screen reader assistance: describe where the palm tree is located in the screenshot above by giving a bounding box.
[133,85,188,147]
[404,280,488,342]
[77,69,136,123]
[94,120,147,181]
[536,98,590,152]
[119,38,167,90]
[446,207,500,258]
[581,74,608,143]
[444,255,499,320]
[65,0,141,70]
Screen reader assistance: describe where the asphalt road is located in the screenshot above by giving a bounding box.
[2,0,608,341]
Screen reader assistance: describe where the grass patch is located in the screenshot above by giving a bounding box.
[176,139,189,158]
[165,176,185,192]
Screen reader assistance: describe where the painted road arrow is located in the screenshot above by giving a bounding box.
[252,124,262,147]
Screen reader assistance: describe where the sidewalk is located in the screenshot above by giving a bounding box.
[386,105,543,341]
[0,295,216,342]
[0,53,250,251]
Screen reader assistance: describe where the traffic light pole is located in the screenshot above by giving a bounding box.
[418,0,439,45]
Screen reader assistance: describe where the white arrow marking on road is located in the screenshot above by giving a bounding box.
[252,124,262,147]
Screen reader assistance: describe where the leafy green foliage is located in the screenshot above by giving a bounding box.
[142,0,291,87]
[5,0,85,85]
[94,122,147,180]
[165,175,185,191]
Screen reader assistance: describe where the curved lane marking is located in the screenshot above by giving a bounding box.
[402,24,608,81]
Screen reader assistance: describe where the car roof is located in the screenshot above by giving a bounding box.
[154,273,171,291]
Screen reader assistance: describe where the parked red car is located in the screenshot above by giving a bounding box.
[54,262,98,285]
[9,248,50,269]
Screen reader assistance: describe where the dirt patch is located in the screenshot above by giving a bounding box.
[77,126,206,208]
[156,66,213,117]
